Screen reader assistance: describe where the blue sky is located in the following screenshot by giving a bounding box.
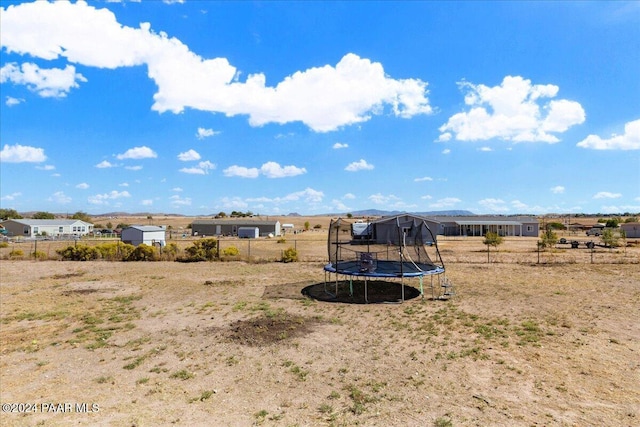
[1,0,639,216]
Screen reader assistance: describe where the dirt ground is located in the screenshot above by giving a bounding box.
[0,238,638,426]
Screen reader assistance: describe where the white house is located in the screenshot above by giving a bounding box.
[0,219,93,238]
[120,225,166,247]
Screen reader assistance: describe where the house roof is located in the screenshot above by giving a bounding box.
[192,219,280,226]
[124,225,165,232]
[0,219,92,226]
[454,220,525,226]
[429,215,538,224]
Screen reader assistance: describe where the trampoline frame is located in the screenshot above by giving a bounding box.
[323,216,447,303]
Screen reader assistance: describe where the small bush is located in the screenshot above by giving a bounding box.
[32,250,48,261]
[222,246,240,256]
[56,245,100,261]
[277,238,286,244]
[9,249,24,259]
[125,244,158,261]
[95,242,121,261]
[162,242,179,260]
[178,238,218,262]
[0,242,9,248]
[281,247,298,263]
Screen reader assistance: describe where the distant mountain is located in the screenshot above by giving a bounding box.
[348,209,475,217]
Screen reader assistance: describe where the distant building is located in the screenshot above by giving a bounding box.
[120,225,166,247]
[191,219,281,237]
[0,219,93,238]
[621,222,640,238]
[429,216,539,237]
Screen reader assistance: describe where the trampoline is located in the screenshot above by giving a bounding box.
[323,214,448,303]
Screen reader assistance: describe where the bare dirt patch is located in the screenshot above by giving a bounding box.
[1,239,638,426]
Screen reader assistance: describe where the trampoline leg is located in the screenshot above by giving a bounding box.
[349,277,353,297]
[419,276,424,300]
[364,277,368,304]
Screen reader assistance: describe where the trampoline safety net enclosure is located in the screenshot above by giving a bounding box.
[324,214,447,303]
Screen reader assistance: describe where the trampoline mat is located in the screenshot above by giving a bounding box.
[324,260,442,277]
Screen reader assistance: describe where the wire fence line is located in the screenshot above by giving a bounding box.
[1,235,638,265]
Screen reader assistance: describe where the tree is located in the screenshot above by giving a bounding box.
[71,211,92,223]
[346,213,353,219]
[0,208,22,220]
[32,211,55,219]
[304,221,310,231]
[482,231,504,262]
[605,218,620,228]
[624,217,638,223]
[540,228,558,249]
[601,228,619,248]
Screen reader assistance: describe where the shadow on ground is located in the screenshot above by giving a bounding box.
[301,280,421,304]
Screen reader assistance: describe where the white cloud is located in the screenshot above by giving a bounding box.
[0,144,46,163]
[5,96,24,106]
[345,159,374,172]
[220,197,249,210]
[88,190,131,205]
[478,146,493,152]
[439,75,585,143]
[442,148,451,154]
[179,160,216,175]
[119,182,129,187]
[76,182,89,189]
[141,199,153,206]
[0,62,86,98]
[260,162,306,178]
[478,198,509,213]
[1,192,22,201]
[36,164,55,170]
[343,193,356,200]
[593,191,622,199]
[550,185,565,194]
[223,165,260,178]
[577,119,640,150]
[177,149,201,161]
[48,191,71,204]
[196,127,219,139]
[414,176,433,182]
[116,146,157,160]
[0,2,432,132]
[172,187,183,192]
[223,162,306,178]
[333,142,349,149]
[170,195,191,206]
[368,193,401,205]
[283,188,324,203]
[125,165,143,171]
[95,160,116,168]
[429,197,461,209]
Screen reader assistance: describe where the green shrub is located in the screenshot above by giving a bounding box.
[162,242,179,260]
[281,247,298,263]
[125,244,158,261]
[9,249,24,259]
[56,245,100,261]
[222,246,240,256]
[277,238,286,244]
[178,238,218,262]
[32,251,48,260]
[0,242,9,248]
[95,242,121,261]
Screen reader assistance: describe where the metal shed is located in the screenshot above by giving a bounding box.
[121,225,166,247]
